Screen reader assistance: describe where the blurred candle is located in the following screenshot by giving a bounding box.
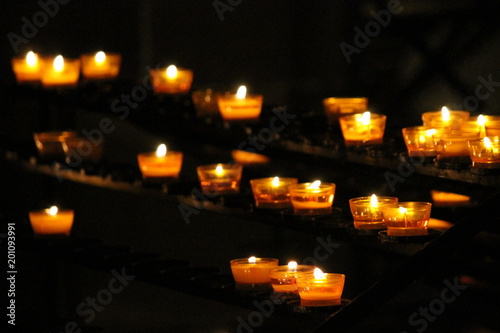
[422,106,469,130]
[150,64,193,94]
[41,55,81,87]
[137,144,183,180]
[250,176,298,209]
[81,51,121,79]
[29,206,74,235]
[217,85,263,122]
[402,126,439,157]
[296,268,345,307]
[468,136,500,169]
[197,163,243,195]
[11,51,42,83]
[339,111,386,146]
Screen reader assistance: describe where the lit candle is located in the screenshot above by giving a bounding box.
[422,106,469,130]
[296,268,345,307]
[11,51,42,83]
[196,163,243,195]
[289,180,336,215]
[217,85,264,122]
[339,111,386,146]
[349,194,398,229]
[382,202,432,236]
[230,256,279,290]
[468,136,500,169]
[402,126,439,157]
[150,64,193,94]
[250,176,298,209]
[270,261,316,294]
[40,55,81,87]
[137,144,183,180]
[433,131,480,166]
[29,206,74,235]
[81,51,121,79]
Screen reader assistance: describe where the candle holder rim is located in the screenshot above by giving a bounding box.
[349,196,398,203]
[230,257,279,264]
[338,112,386,120]
[197,163,243,170]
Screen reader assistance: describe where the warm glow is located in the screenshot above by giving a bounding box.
[166,65,178,79]
[236,85,247,99]
[370,194,378,206]
[248,256,257,264]
[95,51,106,64]
[484,137,492,149]
[360,111,371,126]
[398,206,407,214]
[215,164,224,176]
[313,268,325,279]
[477,114,486,127]
[441,106,450,121]
[53,55,64,72]
[288,261,298,271]
[155,144,167,157]
[426,129,436,137]
[47,206,58,216]
[26,51,38,67]
[272,177,280,187]
[308,180,321,189]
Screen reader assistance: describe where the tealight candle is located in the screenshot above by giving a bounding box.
[349,194,398,229]
[382,202,432,236]
[230,256,279,290]
[80,51,121,79]
[11,51,42,83]
[150,65,193,94]
[468,136,500,169]
[250,177,298,209]
[338,111,386,146]
[289,180,335,215]
[29,206,74,235]
[40,55,81,87]
[270,261,316,294]
[196,163,243,195]
[422,106,469,130]
[33,131,78,161]
[323,97,368,123]
[296,268,345,307]
[433,131,479,165]
[217,85,263,122]
[401,126,441,157]
[137,144,183,180]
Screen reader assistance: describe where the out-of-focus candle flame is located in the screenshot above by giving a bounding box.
[272,176,280,187]
[215,164,224,176]
[248,256,257,264]
[166,65,178,79]
[441,106,450,121]
[360,111,371,126]
[308,180,321,189]
[54,55,64,72]
[288,261,298,271]
[236,85,247,99]
[95,51,106,64]
[477,114,486,127]
[313,267,325,279]
[484,136,492,149]
[370,194,378,206]
[26,51,38,67]
[398,206,407,214]
[156,144,167,157]
[47,206,58,216]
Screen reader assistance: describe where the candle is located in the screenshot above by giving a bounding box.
[81,51,121,79]
[11,51,42,83]
[468,136,500,169]
[137,144,183,180]
[289,180,336,215]
[270,261,316,294]
[231,149,270,166]
[196,163,243,195]
[250,177,298,209]
[433,131,479,166]
[40,55,81,87]
[230,256,279,290]
[150,65,193,94]
[349,194,398,229]
[217,85,263,122]
[401,126,440,157]
[382,202,432,236]
[422,106,469,130]
[296,268,345,307]
[430,190,470,207]
[33,131,78,161]
[323,97,368,123]
[338,111,386,146]
[29,206,74,235]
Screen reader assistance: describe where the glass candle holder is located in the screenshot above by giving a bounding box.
[323,97,368,123]
[41,56,81,87]
[250,177,298,209]
[433,131,479,165]
[80,51,121,80]
[338,112,386,146]
[62,137,104,166]
[468,136,500,169]
[217,91,263,122]
[289,181,335,215]
[137,149,183,181]
[11,51,42,83]
[34,131,78,161]
[382,202,432,236]
[401,126,442,157]
[196,163,243,196]
[485,121,500,137]
[150,66,193,94]
[191,89,222,118]
[270,264,316,294]
[349,195,398,229]
[29,206,74,236]
[296,270,345,307]
[422,109,469,130]
[230,257,279,290]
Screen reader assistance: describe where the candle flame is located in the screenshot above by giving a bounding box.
[236,85,247,99]
[360,111,371,126]
[398,206,407,214]
[26,51,38,67]
[47,206,58,216]
[54,55,64,72]
[308,180,321,189]
[370,194,378,205]
[215,164,224,176]
[484,136,492,149]
[477,114,486,127]
[426,129,436,137]
[441,106,450,121]
[166,65,178,79]
[313,267,325,279]
[272,176,280,187]
[156,144,167,157]
[248,256,257,264]
[95,51,106,64]
[288,261,298,271]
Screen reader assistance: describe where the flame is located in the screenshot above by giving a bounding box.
[26,51,38,67]
[215,164,224,176]
[441,106,450,121]
[426,129,436,137]
[271,177,280,187]
[166,65,178,79]
[53,55,64,72]
[313,267,325,279]
[484,136,492,149]
[156,144,167,157]
[398,206,407,214]
[95,51,106,64]
[477,114,486,127]
[360,111,371,126]
[308,180,321,189]
[236,85,247,99]
[288,261,298,271]
[370,194,378,206]
[248,256,257,264]
[47,206,58,216]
